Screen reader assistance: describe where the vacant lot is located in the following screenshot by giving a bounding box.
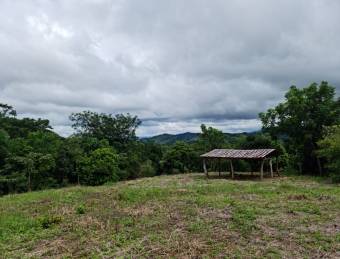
[0,173,339,258]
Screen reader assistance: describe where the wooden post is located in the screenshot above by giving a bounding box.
[230,160,234,179]
[260,159,265,180]
[203,159,208,177]
[316,157,323,176]
[276,156,279,176]
[26,159,33,192]
[28,168,31,192]
[269,159,273,178]
[218,158,221,177]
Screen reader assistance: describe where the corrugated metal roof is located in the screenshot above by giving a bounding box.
[200,149,276,159]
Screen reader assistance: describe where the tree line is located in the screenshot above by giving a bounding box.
[0,81,339,195]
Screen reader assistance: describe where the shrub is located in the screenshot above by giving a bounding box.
[139,160,156,177]
[161,141,198,174]
[318,125,340,182]
[39,215,62,229]
[78,148,120,185]
[75,204,85,215]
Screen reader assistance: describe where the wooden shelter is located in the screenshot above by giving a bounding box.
[200,149,278,180]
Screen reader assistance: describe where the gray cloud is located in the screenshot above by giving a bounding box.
[0,0,339,136]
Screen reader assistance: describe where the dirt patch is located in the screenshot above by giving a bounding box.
[26,237,71,258]
[77,215,106,230]
[166,209,187,230]
[122,205,156,217]
[150,234,209,258]
[316,194,334,201]
[240,194,259,201]
[287,194,308,200]
[50,206,73,216]
[198,207,232,220]
[33,198,52,205]
[324,223,340,235]
[323,216,340,235]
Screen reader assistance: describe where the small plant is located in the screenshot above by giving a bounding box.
[76,204,86,215]
[39,215,63,229]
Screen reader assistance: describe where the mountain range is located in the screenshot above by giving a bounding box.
[141,131,257,145]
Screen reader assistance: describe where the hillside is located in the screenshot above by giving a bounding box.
[1,173,339,258]
[142,131,256,144]
[141,132,200,144]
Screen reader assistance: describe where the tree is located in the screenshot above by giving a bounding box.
[70,111,141,151]
[318,125,340,182]
[78,148,120,185]
[2,152,56,192]
[55,137,84,184]
[141,141,163,175]
[1,103,51,138]
[0,103,16,118]
[0,129,9,167]
[1,117,51,139]
[237,133,288,172]
[259,81,340,174]
[78,136,110,154]
[27,131,62,158]
[161,141,198,173]
[198,124,226,152]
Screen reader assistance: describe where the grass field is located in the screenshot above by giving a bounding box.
[0,173,339,258]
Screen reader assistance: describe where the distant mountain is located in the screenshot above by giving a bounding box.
[141,131,257,145]
[141,132,199,144]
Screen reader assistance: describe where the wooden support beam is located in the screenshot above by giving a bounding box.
[218,158,221,177]
[269,158,273,178]
[203,159,208,177]
[230,160,234,179]
[28,169,31,192]
[260,159,265,180]
[276,156,279,176]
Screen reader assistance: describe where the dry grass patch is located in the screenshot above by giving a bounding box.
[1,173,339,258]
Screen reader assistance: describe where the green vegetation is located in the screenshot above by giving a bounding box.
[0,173,339,258]
[1,81,339,196]
[142,132,200,144]
[260,81,340,176]
[318,125,340,182]
[1,81,339,257]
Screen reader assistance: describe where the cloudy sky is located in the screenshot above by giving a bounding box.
[1,0,340,136]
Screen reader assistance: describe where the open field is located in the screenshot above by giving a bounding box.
[0,173,339,258]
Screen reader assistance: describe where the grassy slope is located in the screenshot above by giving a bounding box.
[1,173,339,258]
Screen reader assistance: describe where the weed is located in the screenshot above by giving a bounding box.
[39,215,63,229]
[75,204,86,215]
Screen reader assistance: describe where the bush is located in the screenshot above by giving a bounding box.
[318,125,340,182]
[139,160,156,177]
[78,148,120,185]
[161,142,198,174]
[75,204,86,214]
[330,173,340,183]
[39,215,63,229]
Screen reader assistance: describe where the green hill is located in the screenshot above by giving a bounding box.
[1,173,339,258]
[141,132,200,144]
[142,131,256,144]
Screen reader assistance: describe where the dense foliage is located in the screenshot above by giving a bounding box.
[260,81,340,175]
[70,111,141,152]
[318,125,340,182]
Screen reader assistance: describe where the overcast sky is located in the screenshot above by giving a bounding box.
[1,0,340,137]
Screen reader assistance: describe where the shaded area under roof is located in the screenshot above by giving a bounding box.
[200,149,276,159]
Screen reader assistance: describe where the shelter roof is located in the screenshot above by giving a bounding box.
[200,149,276,159]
